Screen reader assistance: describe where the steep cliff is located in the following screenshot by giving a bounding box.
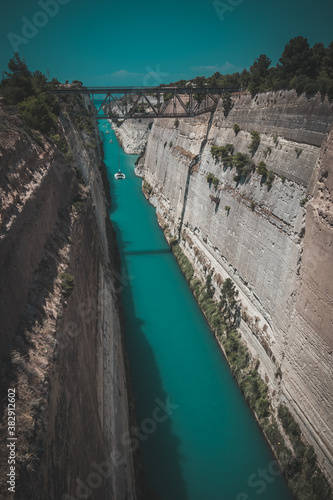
[0,98,137,499]
[115,90,333,486]
[109,117,152,154]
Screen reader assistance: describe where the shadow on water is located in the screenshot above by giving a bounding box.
[124,248,172,256]
[111,216,189,500]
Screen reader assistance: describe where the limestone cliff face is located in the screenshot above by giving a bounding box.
[0,101,137,499]
[108,117,152,154]
[117,90,333,481]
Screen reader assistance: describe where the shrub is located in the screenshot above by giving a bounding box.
[225,143,234,154]
[280,174,286,182]
[85,141,96,151]
[250,200,256,211]
[206,172,214,183]
[224,205,230,213]
[265,170,275,188]
[255,397,270,419]
[73,200,84,212]
[300,197,308,207]
[143,179,153,195]
[233,123,241,135]
[273,134,279,146]
[248,130,260,155]
[278,405,301,438]
[171,243,194,282]
[174,119,180,128]
[232,152,255,177]
[233,174,240,182]
[169,141,173,147]
[295,147,302,157]
[50,134,60,144]
[212,177,219,187]
[60,272,75,297]
[211,144,234,164]
[256,160,268,176]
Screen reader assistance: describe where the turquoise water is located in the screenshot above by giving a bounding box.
[99,120,293,500]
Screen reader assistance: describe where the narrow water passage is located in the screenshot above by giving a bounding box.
[99,121,293,500]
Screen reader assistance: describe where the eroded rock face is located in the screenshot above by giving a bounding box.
[284,128,333,475]
[0,104,137,499]
[109,118,152,154]
[0,121,73,356]
[116,90,333,481]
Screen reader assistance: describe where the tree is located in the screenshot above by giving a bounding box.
[232,152,254,177]
[323,41,333,77]
[239,68,250,88]
[248,54,271,96]
[257,161,268,176]
[309,42,326,79]
[1,52,34,104]
[222,92,232,117]
[193,76,206,87]
[32,70,47,90]
[265,171,275,189]
[5,52,31,79]
[219,278,239,328]
[18,93,58,134]
[248,130,260,155]
[279,36,311,81]
[233,123,240,135]
[175,79,187,88]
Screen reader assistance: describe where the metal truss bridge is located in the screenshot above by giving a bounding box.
[50,86,240,120]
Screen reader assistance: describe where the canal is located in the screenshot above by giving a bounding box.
[99,120,293,500]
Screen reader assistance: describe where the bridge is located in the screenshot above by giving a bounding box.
[50,86,240,120]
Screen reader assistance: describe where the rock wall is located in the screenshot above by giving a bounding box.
[0,100,137,499]
[108,117,152,154]
[119,90,333,481]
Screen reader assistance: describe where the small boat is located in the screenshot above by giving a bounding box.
[114,169,125,180]
[106,131,109,134]
[109,140,113,143]
[114,141,125,179]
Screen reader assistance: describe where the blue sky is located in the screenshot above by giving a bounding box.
[0,0,332,85]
